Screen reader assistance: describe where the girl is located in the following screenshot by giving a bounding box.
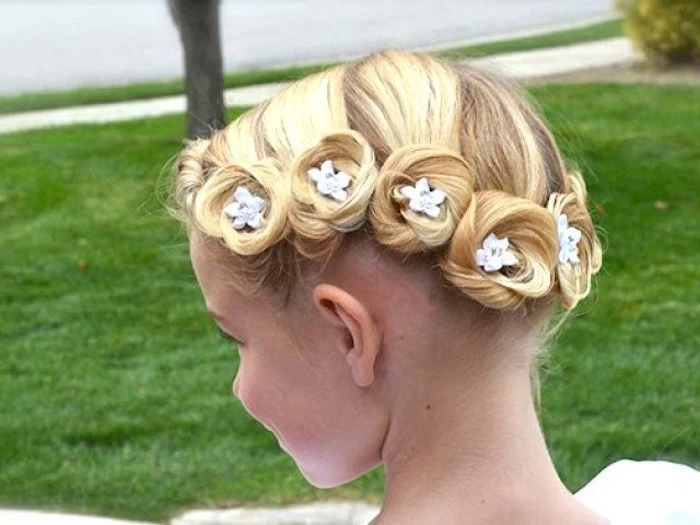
[168,49,700,524]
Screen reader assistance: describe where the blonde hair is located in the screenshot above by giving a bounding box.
[168,49,603,398]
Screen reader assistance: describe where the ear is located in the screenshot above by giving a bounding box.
[312,283,381,388]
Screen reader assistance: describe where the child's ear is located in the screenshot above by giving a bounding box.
[312,283,381,388]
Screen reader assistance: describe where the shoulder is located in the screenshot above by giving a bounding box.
[575,459,700,524]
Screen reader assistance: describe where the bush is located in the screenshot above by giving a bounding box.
[616,0,700,65]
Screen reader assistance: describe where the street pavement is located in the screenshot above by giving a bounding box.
[0,0,614,96]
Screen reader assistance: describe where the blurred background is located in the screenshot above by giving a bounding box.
[1,1,698,524]
[0,0,613,95]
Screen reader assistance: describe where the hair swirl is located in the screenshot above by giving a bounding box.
[369,144,476,253]
[547,170,603,310]
[440,190,558,311]
[193,157,290,256]
[288,129,379,260]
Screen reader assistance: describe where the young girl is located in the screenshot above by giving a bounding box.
[168,49,700,524]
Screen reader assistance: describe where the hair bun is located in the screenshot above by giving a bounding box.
[547,171,602,310]
[440,190,558,311]
[288,129,379,260]
[369,144,476,253]
[193,157,290,256]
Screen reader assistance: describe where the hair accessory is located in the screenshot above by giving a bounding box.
[223,186,266,230]
[475,233,518,272]
[557,214,581,264]
[307,159,351,202]
[399,177,446,219]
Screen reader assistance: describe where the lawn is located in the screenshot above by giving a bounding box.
[0,19,621,116]
[1,83,699,523]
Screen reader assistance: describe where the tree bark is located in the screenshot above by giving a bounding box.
[168,0,226,139]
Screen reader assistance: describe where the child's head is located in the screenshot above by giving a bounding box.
[169,49,602,489]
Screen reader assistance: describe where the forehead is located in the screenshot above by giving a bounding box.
[188,230,219,284]
[188,231,245,311]
[188,231,304,336]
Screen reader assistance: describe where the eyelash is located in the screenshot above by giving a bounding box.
[217,327,241,346]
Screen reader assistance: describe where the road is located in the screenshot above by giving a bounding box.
[0,0,614,95]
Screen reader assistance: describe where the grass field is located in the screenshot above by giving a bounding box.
[0,19,621,116]
[1,82,699,523]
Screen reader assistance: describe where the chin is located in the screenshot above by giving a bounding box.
[300,467,351,489]
[296,455,382,489]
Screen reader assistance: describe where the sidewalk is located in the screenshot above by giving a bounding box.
[172,501,380,525]
[0,510,158,525]
[0,501,381,525]
[0,38,638,136]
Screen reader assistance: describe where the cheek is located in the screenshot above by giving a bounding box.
[233,338,387,488]
[233,347,308,441]
[290,386,387,488]
[274,362,388,488]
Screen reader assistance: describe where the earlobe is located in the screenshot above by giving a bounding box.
[312,283,381,388]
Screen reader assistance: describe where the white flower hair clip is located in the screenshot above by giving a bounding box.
[557,214,582,265]
[307,159,351,202]
[475,233,518,272]
[223,186,266,230]
[399,177,446,219]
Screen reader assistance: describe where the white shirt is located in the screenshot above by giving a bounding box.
[575,459,700,524]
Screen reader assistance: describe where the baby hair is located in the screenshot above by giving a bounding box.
[170,49,601,313]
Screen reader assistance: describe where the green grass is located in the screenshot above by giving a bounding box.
[0,19,621,116]
[1,83,699,523]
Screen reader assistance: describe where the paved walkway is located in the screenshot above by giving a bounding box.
[0,38,638,136]
[0,501,380,525]
[173,501,380,525]
[0,510,158,525]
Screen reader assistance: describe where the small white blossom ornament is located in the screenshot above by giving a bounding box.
[399,177,446,219]
[557,214,582,265]
[475,233,518,272]
[223,186,266,230]
[307,159,351,202]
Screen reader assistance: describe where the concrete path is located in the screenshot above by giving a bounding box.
[0,502,381,525]
[0,0,614,96]
[0,38,639,136]
[172,501,380,525]
[0,510,157,525]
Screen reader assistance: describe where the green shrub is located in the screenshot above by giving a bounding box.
[616,0,700,65]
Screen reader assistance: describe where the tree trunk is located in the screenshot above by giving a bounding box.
[168,0,226,139]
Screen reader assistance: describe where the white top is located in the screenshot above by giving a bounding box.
[575,459,700,524]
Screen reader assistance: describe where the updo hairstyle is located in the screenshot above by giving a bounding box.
[170,49,601,315]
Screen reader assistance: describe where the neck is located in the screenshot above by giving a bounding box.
[374,346,607,525]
